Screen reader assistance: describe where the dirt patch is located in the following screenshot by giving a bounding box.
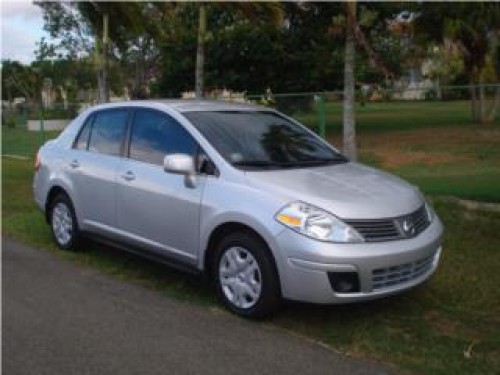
[373,149,473,169]
[358,126,500,150]
[326,125,500,168]
[424,311,481,340]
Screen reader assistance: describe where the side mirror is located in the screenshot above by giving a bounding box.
[163,154,195,175]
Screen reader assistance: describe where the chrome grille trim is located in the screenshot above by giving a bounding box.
[371,252,436,290]
[345,205,430,242]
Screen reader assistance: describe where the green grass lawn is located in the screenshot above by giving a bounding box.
[294,100,498,135]
[2,126,59,158]
[2,157,500,375]
[395,166,500,203]
[355,127,500,203]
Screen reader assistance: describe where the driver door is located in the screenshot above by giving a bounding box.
[116,109,205,264]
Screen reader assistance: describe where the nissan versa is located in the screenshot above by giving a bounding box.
[33,100,443,318]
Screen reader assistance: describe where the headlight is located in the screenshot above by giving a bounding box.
[275,202,364,243]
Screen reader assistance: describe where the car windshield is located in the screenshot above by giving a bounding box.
[184,111,347,170]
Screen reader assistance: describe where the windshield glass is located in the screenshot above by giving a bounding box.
[184,111,347,169]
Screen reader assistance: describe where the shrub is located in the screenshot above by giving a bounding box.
[2,111,17,128]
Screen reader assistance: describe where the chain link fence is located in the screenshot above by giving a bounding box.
[2,85,499,158]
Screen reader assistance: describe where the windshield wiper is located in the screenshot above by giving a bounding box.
[232,160,284,169]
[280,157,348,167]
[233,157,347,170]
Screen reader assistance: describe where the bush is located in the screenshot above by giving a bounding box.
[2,110,17,128]
[5,116,16,128]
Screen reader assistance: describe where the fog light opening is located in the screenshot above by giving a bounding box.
[328,272,360,294]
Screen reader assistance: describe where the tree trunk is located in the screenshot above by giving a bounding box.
[479,83,486,123]
[486,86,500,122]
[470,80,478,123]
[436,77,442,100]
[96,13,109,104]
[59,86,68,109]
[343,1,357,161]
[195,4,206,99]
[97,70,105,103]
[102,12,109,102]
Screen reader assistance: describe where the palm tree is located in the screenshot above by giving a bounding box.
[75,2,146,102]
[343,1,357,161]
[195,4,206,99]
[415,2,500,123]
[335,2,395,160]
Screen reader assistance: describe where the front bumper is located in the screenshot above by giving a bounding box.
[273,216,443,304]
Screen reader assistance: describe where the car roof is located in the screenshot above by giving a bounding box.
[88,99,270,114]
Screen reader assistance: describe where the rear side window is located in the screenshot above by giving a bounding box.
[129,109,196,166]
[74,116,93,150]
[88,110,128,156]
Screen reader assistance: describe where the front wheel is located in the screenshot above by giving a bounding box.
[214,231,281,318]
[49,193,81,251]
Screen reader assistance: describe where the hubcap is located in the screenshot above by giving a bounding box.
[219,246,262,309]
[52,202,73,246]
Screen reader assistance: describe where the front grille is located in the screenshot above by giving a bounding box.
[371,252,436,290]
[345,219,402,242]
[345,205,431,242]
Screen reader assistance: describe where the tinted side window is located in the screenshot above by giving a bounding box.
[74,116,93,150]
[88,110,128,156]
[129,109,196,166]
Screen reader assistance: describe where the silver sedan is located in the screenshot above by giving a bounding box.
[34,100,443,318]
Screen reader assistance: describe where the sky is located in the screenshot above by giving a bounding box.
[1,0,47,64]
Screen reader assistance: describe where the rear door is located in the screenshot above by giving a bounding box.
[68,108,129,233]
[116,108,206,263]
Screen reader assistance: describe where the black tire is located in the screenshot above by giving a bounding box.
[49,193,81,251]
[213,231,281,318]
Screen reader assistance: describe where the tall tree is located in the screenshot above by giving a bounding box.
[343,2,357,160]
[36,1,148,103]
[415,2,500,123]
[332,2,399,160]
[1,60,41,102]
[195,4,206,98]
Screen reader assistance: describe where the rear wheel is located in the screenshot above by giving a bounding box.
[49,194,81,250]
[213,231,281,318]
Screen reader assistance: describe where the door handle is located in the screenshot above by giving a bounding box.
[70,160,80,169]
[121,171,136,181]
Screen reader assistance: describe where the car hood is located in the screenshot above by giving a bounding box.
[244,162,423,219]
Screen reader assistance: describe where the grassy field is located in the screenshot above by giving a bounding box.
[2,102,500,374]
[355,126,500,202]
[295,100,499,134]
[2,126,59,158]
